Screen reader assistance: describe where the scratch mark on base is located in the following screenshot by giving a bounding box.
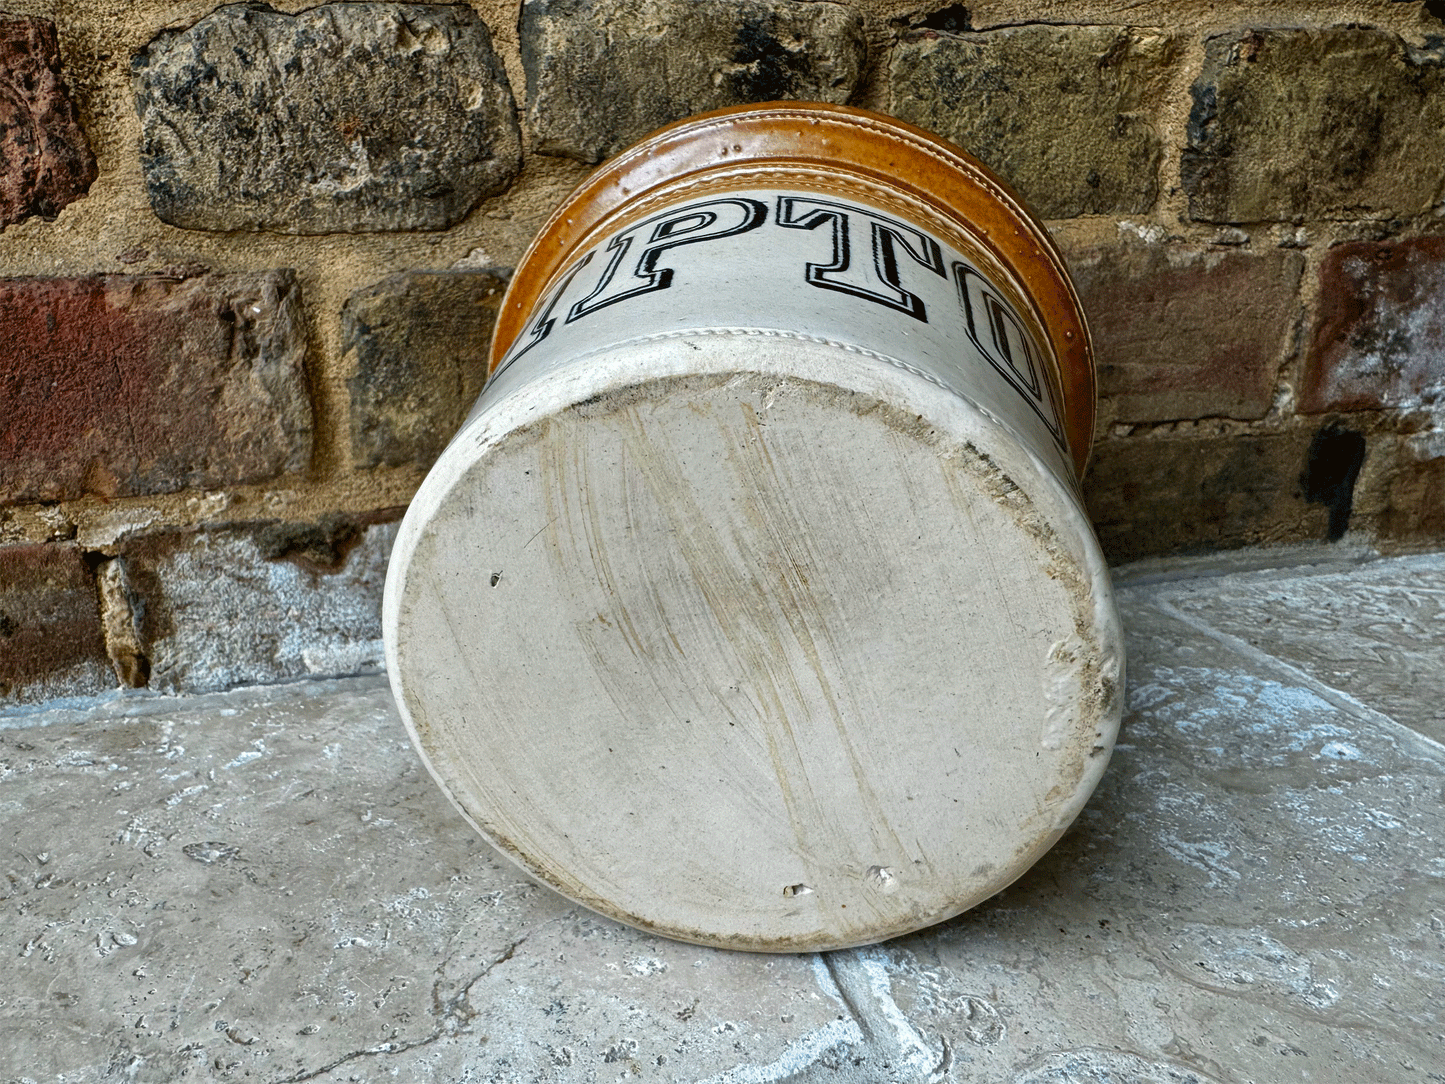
[522,518,556,550]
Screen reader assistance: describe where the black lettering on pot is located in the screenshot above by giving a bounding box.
[955,262,1065,446]
[493,251,596,379]
[777,196,944,321]
[567,198,768,322]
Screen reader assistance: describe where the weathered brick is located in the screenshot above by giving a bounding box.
[1067,241,1303,426]
[1182,29,1445,223]
[344,271,507,469]
[132,3,521,233]
[888,26,1179,218]
[1302,237,1445,413]
[121,517,399,694]
[0,271,311,504]
[1348,426,1445,549]
[1084,430,1330,562]
[522,0,866,164]
[0,544,110,702]
[0,16,96,229]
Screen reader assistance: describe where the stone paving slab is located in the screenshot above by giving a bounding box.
[1156,552,1445,745]
[3,551,1443,1083]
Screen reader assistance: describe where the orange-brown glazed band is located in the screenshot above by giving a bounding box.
[489,101,1097,476]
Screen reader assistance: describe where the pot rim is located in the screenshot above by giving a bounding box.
[490,101,1097,476]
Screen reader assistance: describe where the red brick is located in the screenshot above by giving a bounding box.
[0,272,312,504]
[1302,237,1445,414]
[0,543,109,701]
[1068,241,1302,426]
[0,17,97,227]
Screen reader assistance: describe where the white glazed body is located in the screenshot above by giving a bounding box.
[487,189,1073,485]
[384,187,1124,951]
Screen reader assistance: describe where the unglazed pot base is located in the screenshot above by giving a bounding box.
[385,336,1121,951]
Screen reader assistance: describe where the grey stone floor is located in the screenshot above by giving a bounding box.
[3,546,1443,1084]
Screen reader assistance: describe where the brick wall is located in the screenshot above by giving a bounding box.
[2,0,1443,701]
